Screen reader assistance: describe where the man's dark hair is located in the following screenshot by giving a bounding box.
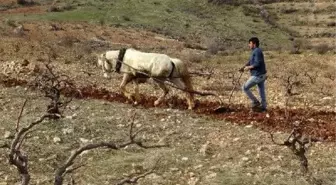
[249,37,259,47]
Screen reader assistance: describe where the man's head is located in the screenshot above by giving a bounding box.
[248,37,259,49]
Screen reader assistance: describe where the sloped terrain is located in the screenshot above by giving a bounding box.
[0,0,335,184]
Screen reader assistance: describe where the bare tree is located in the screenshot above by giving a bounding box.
[278,67,316,120]
[2,99,167,185]
[33,64,75,119]
[3,99,56,185]
[270,127,320,174]
[54,114,167,185]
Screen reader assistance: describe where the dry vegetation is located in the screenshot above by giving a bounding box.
[0,0,335,184]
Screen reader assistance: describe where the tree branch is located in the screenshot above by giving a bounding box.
[9,113,53,185]
[270,128,320,174]
[54,118,168,185]
[116,158,161,185]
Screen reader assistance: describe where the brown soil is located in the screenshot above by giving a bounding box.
[2,76,335,141]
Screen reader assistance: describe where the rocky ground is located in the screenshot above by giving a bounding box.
[0,16,335,184]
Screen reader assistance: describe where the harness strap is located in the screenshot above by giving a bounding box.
[116,48,127,73]
[168,61,175,78]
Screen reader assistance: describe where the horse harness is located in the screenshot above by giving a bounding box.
[115,48,127,73]
[115,48,176,78]
[168,62,175,78]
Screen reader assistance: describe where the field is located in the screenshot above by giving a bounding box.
[0,0,335,185]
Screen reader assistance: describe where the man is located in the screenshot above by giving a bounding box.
[240,37,267,112]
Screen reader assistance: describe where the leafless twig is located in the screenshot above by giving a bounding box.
[16,99,27,132]
[33,64,75,118]
[116,169,154,185]
[9,105,54,185]
[116,159,161,185]
[54,114,168,185]
[270,128,320,174]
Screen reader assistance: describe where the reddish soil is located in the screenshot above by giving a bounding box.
[2,76,335,142]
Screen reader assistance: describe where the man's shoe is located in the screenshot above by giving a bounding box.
[251,102,261,108]
[252,107,267,112]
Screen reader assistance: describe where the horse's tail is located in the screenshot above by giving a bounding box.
[170,57,195,109]
[172,58,194,91]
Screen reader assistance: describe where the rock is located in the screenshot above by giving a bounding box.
[181,157,188,161]
[146,173,163,181]
[53,137,61,144]
[189,172,195,177]
[188,177,199,185]
[65,113,77,119]
[79,138,90,144]
[233,137,240,142]
[62,128,74,135]
[199,141,209,156]
[13,25,24,36]
[4,131,11,139]
[206,172,217,179]
[193,164,203,169]
[170,167,179,172]
[136,123,142,128]
[308,118,315,122]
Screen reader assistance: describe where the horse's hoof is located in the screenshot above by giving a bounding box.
[154,100,160,106]
[188,104,195,110]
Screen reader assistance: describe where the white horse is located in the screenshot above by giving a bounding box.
[97,48,195,109]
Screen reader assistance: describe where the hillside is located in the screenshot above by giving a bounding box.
[1,0,297,51]
[0,0,335,185]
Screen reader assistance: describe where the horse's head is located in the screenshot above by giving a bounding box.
[97,52,118,78]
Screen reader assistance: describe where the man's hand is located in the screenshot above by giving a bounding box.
[244,66,253,71]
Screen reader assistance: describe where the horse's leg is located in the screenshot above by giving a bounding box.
[120,74,134,101]
[171,76,195,110]
[182,75,195,110]
[154,80,169,107]
[133,80,140,105]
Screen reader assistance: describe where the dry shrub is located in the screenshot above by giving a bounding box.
[289,39,302,54]
[281,8,298,14]
[326,22,335,27]
[17,0,34,5]
[47,3,74,12]
[208,0,248,6]
[183,42,206,50]
[206,38,221,55]
[186,52,206,63]
[314,44,331,55]
[4,19,17,27]
[242,5,260,17]
[58,35,80,47]
[204,36,228,55]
